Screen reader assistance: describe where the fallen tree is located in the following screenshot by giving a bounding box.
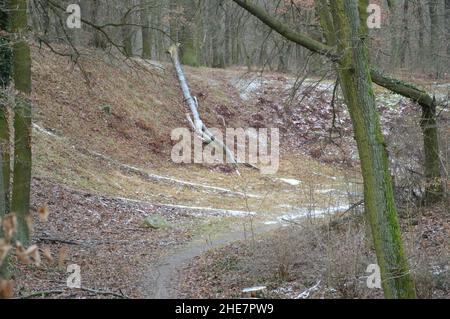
[168,44,261,174]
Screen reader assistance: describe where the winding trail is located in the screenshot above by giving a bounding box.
[143,223,278,299]
[141,202,355,298]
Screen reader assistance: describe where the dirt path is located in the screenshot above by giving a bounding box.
[143,223,277,299]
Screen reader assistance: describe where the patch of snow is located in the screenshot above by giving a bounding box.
[90,152,261,198]
[376,93,403,108]
[315,189,347,195]
[263,221,278,225]
[242,286,267,293]
[115,196,154,207]
[432,265,449,276]
[231,77,273,101]
[272,286,294,295]
[161,203,257,217]
[115,196,257,217]
[301,79,335,92]
[277,178,301,186]
[144,170,262,198]
[234,80,261,101]
[32,123,59,138]
[278,204,350,222]
[312,172,337,180]
[279,204,295,209]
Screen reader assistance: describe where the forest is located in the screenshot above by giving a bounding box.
[0,0,449,301]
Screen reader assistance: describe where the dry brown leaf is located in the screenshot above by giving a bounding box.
[15,241,24,252]
[26,214,34,233]
[42,247,54,264]
[0,240,12,267]
[58,247,68,268]
[38,205,50,222]
[16,244,42,267]
[2,214,17,242]
[0,280,14,299]
[16,242,31,265]
[25,245,41,267]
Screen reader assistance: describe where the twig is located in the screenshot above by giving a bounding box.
[329,200,365,226]
[339,200,364,216]
[17,287,130,299]
[17,290,65,299]
[281,218,303,226]
[79,287,130,299]
[36,237,80,245]
[329,78,341,138]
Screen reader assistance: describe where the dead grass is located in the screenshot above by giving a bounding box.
[179,202,450,299]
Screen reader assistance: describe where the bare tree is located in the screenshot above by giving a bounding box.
[9,0,33,246]
[141,0,153,59]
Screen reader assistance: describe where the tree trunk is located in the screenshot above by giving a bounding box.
[416,1,425,72]
[428,0,439,78]
[169,0,178,43]
[10,0,32,246]
[179,26,198,66]
[224,2,231,67]
[121,1,134,57]
[0,0,11,216]
[318,0,417,298]
[178,0,198,66]
[168,44,239,171]
[332,0,416,298]
[421,99,443,203]
[141,0,152,59]
[0,0,11,281]
[155,2,163,60]
[0,94,9,217]
[91,0,106,49]
[398,0,409,68]
[446,0,450,56]
[0,148,8,279]
[209,0,223,68]
[231,13,241,65]
[0,148,5,218]
[195,1,205,65]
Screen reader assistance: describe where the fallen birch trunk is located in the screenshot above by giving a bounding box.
[168,44,251,174]
[295,280,321,299]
